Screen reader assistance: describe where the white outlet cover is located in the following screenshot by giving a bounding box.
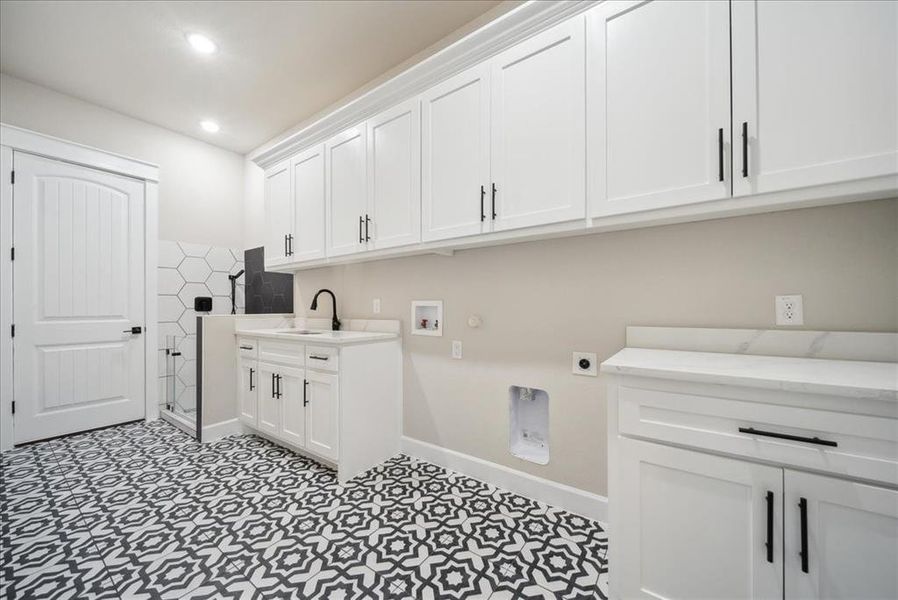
[373,298,381,314]
[573,352,597,376]
[452,340,463,359]
[775,294,804,326]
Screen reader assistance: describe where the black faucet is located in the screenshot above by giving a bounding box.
[228,269,244,315]
[310,289,341,331]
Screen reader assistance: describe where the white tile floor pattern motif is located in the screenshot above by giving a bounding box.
[1,421,608,599]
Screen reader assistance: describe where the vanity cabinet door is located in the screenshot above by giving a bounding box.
[587,0,731,217]
[305,370,339,461]
[490,16,586,231]
[237,358,258,427]
[256,362,280,436]
[291,145,326,262]
[367,98,421,250]
[616,438,783,599]
[732,0,898,197]
[784,470,898,600]
[326,125,368,257]
[264,160,292,268]
[278,365,306,448]
[421,63,491,242]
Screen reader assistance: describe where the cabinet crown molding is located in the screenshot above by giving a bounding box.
[251,0,598,169]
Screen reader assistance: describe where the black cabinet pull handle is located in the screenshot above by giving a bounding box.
[284,234,288,256]
[239,345,253,350]
[309,355,329,361]
[276,374,282,398]
[799,497,808,573]
[741,121,749,178]
[359,216,364,243]
[718,127,724,182]
[765,491,774,563]
[480,185,486,222]
[739,427,837,447]
[271,373,275,398]
[287,234,293,256]
[491,183,497,219]
[249,368,254,391]
[365,214,371,241]
[303,379,309,407]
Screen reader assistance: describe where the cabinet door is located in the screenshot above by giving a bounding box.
[278,365,306,448]
[264,160,292,268]
[305,370,339,461]
[256,363,280,436]
[490,17,586,232]
[237,358,258,427]
[326,126,368,257]
[292,145,326,262]
[367,98,421,250]
[421,63,491,242]
[588,0,731,217]
[732,0,898,197]
[616,438,783,599]
[785,470,898,599]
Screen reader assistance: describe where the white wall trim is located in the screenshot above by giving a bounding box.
[251,0,599,168]
[145,180,159,422]
[0,124,159,182]
[401,436,608,523]
[201,418,246,443]
[0,145,13,451]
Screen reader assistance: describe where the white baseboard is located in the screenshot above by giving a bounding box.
[401,436,607,523]
[201,418,246,442]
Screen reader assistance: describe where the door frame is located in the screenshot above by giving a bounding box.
[0,124,160,451]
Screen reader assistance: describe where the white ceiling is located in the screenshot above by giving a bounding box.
[0,0,503,154]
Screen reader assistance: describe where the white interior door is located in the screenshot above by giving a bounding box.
[732,0,898,197]
[617,438,783,599]
[292,145,326,262]
[326,126,368,257]
[588,0,731,216]
[367,98,421,250]
[306,370,338,461]
[13,152,146,444]
[421,63,491,242]
[264,160,292,267]
[490,17,586,231]
[785,470,898,600]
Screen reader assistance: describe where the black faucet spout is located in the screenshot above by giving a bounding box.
[310,288,341,331]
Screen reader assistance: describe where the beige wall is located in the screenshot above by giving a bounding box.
[294,199,898,496]
[0,73,246,248]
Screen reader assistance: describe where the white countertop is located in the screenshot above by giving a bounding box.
[236,328,398,345]
[601,348,898,401]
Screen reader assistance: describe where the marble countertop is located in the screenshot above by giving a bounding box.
[601,348,898,401]
[236,328,398,345]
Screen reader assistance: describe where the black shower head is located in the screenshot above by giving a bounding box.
[228,269,245,281]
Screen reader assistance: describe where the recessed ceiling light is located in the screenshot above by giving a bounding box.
[200,120,220,133]
[187,33,217,54]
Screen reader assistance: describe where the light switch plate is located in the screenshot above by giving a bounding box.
[373,298,381,314]
[573,352,597,376]
[452,340,463,359]
[775,294,803,326]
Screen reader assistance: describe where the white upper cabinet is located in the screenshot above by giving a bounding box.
[326,126,368,257]
[588,0,731,217]
[732,0,898,197]
[263,160,292,267]
[421,63,491,242]
[291,145,326,262]
[490,17,586,232]
[367,98,422,250]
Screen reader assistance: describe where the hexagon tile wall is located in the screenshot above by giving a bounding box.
[157,240,245,415]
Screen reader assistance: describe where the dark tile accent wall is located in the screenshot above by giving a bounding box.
[244,247,294,314]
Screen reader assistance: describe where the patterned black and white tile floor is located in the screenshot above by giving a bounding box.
[1,421,608,600]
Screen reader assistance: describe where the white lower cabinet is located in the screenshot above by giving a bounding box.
[236,336,401,483]
[618,438,783,599]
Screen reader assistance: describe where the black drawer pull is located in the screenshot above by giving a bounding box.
[739,427,837,447]
[309,355,329,361]
[799,497,809,573]
[239,345,253,350]
[765,491,774,563]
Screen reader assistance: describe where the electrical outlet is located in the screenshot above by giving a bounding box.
[451,340,463,359]
[775,294,804,326]
[573,352,597,376]
[372,298,381,314]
